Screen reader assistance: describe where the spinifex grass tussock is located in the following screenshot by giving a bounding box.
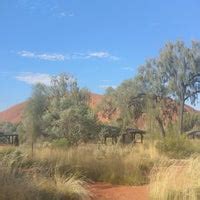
[33,143,158,185]
[150,156,200,200]
[156,136,200,159]
[0,147,91,200]
[0,142,158,200]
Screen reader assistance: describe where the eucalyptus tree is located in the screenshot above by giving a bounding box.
[158,41,200,134]
[23,83,48,155]
[128,59,173,137]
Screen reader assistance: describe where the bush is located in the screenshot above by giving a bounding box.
[156,136,200,159]
[52,138,70,148]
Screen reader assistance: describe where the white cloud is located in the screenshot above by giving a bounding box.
[16,73,51,85]
[86,52,119,60]
[87,52,110,59]
[37,53,65,61]
[59,12,66,17]
[58,11,74,17]
[17,0,75,19]
[99,85,117,89]
[17,50,119,61]
[18,51,65,61]
[71,51,119,60]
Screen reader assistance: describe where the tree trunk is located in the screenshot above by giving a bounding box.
[179,97,184,134]
[155,116,166,137]
[31,141,34,158]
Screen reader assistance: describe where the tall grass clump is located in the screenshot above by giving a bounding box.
[150,156,200,200]
[0,147,91,200]
[0,141,159,200]
[156,135,200,159]
[33,143,158,185]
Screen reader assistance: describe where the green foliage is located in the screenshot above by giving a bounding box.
[52,138,70,148]
[99,125,121,140]
[157,41,200,133]
[156,135,200,159]
[0,122,17,134]
[96,87,118,121]
[16,123,26,143]
[22,73,99,146]
[97,40,200,136]
[23,83,48,144]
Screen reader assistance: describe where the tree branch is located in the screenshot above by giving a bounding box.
[184,90,200,101]
[185,73,200,87]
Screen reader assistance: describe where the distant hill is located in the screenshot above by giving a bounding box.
[0,93,199,125]
[0,94,103,124]
[0,102,27,124]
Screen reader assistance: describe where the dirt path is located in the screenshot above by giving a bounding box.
[90,183,149,200]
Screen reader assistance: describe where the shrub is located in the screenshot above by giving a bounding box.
[156,135,200,159]
[52,138,70,148]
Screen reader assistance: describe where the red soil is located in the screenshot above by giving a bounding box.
[90,183,149,200]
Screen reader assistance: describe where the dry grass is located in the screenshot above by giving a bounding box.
[0,142,158,200]
[0,147,91,200]
[150,156,200,200]
[2,140,200,200]
[32,142,158,185]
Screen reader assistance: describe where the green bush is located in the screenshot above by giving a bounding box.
[52,138,70,148]
[156,135,200,159]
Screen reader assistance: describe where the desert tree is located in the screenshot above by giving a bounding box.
[42,73,99,144]
[97,87,118,122]
[131,41,200,135]
[23,83,48,155]
[125,58,173,137]
[158,41,200,134]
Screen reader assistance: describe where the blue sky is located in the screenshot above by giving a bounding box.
[0,0,200,111]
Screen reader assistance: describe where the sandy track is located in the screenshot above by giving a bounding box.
[90,183,149,200]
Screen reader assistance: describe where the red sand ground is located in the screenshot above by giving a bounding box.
[90,183,149,200]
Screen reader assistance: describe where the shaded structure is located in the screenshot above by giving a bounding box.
[0,132,19,146]
[100,125,121,144]
[100,126,146,144]
[187,130,200,139]
[122,128,146,144]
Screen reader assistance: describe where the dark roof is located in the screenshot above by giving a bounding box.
[126,128,146,134]
[187,130,200,136]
